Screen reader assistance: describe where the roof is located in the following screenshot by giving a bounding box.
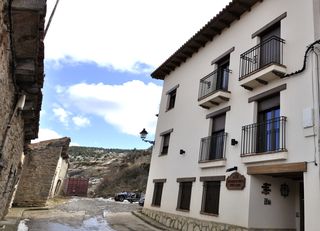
[151,0,262,79]
[10,0,47,142]
[28,137,71,159]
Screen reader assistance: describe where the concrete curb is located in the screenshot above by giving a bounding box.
[132,210,177,231]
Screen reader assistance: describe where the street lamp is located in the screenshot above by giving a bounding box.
[139,128,155,145]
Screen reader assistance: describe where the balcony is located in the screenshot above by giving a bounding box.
[198,69,231,109]
[239,36,286,90]
[240,116,287,163]
[199,133,227,168]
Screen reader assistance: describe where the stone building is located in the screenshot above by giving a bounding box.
[144,0,320,230]
[13,137,71,207]
[0,0,46,219]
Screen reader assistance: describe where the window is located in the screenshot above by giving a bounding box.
[209,113,226,160]
[216,55,230,91]
[160,129,173,155]
[167,88,176,110]
[152,180,165,206]
[259,22,281,67]
[200,176,225,215]
[257,94,280,153]
[201,181,221,215]
[176,178,195,211]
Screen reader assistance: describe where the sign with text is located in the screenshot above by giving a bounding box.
[226,172,246,190]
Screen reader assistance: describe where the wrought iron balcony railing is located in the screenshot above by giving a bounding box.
[198,68,230,100]
[239,36,285,79]
[199,132,227,162]
[241,116,287,156]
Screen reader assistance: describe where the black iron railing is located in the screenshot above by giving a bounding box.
[198,68,230,100]
[199,132,227,162]
[241,116,287,156]
[239,36,285,79]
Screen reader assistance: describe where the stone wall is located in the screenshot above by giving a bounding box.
[142,208,249,231]
[142,208,296,231]
[0,0,26,220]
[13,137,71,207]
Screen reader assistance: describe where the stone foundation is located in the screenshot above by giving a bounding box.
[142,208,248,231]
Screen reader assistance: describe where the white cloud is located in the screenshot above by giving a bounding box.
[32,128,62,143]
[53,106,72,126]
[55,85,66,94]
[45,0,230,72]
[72,116,91,128]
[70,142,80,146]
[65,80,162,136]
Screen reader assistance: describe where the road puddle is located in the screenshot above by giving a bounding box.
[18,216,115,231]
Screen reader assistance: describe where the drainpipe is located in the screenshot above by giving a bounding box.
[313,47,320,166]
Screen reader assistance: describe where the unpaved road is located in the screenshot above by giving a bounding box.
[18,197,161,231]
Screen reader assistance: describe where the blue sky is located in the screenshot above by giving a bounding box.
[37,0,230,149]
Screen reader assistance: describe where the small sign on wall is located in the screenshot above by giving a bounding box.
[226,172,246,190]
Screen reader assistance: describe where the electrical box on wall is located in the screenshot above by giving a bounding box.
[303,107,314,128]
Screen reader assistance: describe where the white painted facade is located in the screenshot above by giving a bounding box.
[49,155,69,198]
[145,0,320,230]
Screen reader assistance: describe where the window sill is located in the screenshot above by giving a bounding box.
[200,211,219,217]
[158,153,168,157]
[241,150,288,164]
[176,208,190,213]
[199,159,226,169]
[151,204,161,208]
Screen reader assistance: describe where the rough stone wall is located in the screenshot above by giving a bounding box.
[0,0,26,220]
[13,138,70,207]
[142,208,249,231]
[142,209,296,231]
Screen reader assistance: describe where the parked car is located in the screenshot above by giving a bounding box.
[114,192,141,203]
[139,195,145,206]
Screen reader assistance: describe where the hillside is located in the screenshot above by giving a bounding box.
[67,146,152,197]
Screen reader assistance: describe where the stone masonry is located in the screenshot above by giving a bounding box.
[13,137,71,207]
[0,0,25,219]
[142,209,295,231]
[142,208,249,231]
[0,0,46,220]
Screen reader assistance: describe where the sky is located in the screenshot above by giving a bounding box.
[36,0,231,149]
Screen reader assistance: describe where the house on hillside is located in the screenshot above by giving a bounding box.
[143,0,320,230]
[13,137,71,207]
[0,0,46,219]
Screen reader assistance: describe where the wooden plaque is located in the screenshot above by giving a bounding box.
[226,172,246,190]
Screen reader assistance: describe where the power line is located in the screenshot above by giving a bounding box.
[44,0,60,38]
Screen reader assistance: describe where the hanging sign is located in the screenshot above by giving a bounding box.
[226,172,246,190]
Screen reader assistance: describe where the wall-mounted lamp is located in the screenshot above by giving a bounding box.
[226,166,238,172]
[231,139,238,146]
[280,183,289,197]
[139,128,155,145]
[179,149,186,155]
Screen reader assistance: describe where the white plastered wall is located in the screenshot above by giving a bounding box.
[145,0,320,228]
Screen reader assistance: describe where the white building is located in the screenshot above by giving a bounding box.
[143,0,320,230]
